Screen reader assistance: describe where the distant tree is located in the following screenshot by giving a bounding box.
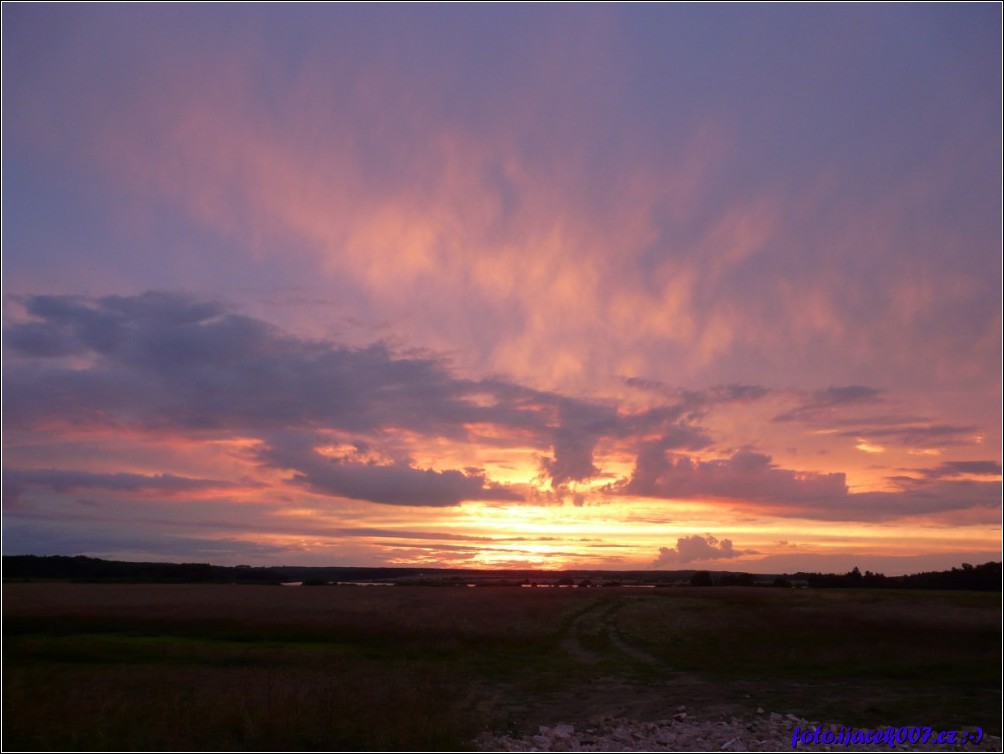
[690,570,713,587]
[719,572,754,587]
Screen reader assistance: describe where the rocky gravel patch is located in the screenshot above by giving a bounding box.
[476,708,1003,752]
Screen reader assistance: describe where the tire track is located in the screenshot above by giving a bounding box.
[558,601,605,664]
[560,598,664,668]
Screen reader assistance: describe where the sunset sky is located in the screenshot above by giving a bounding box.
[3,5,1001,575]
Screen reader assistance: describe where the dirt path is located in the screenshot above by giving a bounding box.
[605,605,661,667]
[558,601,605,663]
[559,598,663,668]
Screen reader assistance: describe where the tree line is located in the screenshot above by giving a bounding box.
[3,555,1000,591]
[801,562,1001,591]
[687,562,1000,591]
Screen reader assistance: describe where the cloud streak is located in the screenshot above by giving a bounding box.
[4,469,236,497]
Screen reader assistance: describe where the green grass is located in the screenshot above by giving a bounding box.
[5,661,480,751]
[3,626,493,750]
[3,584,1000,750]
[2,583,584,750]
[616,588,1000,682]
[614,587,1002,731]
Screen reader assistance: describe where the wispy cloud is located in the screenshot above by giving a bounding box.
[773,386,884,423]
[4,468,237,496]
[921,461,1002,478]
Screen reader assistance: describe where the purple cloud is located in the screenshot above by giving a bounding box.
[773,385,884,422]
[921,461,1002,478]
[5,292,724,499]
[258,433,520,507]
[4,468,236,496]
[616,447,1000,522]
[4,292,997,519]
[621,449,848,506]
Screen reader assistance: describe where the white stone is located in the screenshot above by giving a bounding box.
[552,723,575,738]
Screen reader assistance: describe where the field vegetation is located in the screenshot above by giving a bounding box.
[3,583,1000,750]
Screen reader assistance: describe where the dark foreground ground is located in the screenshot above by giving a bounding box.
[3,583,1000,751]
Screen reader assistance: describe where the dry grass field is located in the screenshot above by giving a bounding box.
[3,583,1000,751]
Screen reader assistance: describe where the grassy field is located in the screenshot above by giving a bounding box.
[3,583,1000,750]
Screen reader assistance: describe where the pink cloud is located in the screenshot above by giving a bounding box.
[654,533,757,566]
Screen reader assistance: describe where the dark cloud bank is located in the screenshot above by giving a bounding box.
[5,292,998,519]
